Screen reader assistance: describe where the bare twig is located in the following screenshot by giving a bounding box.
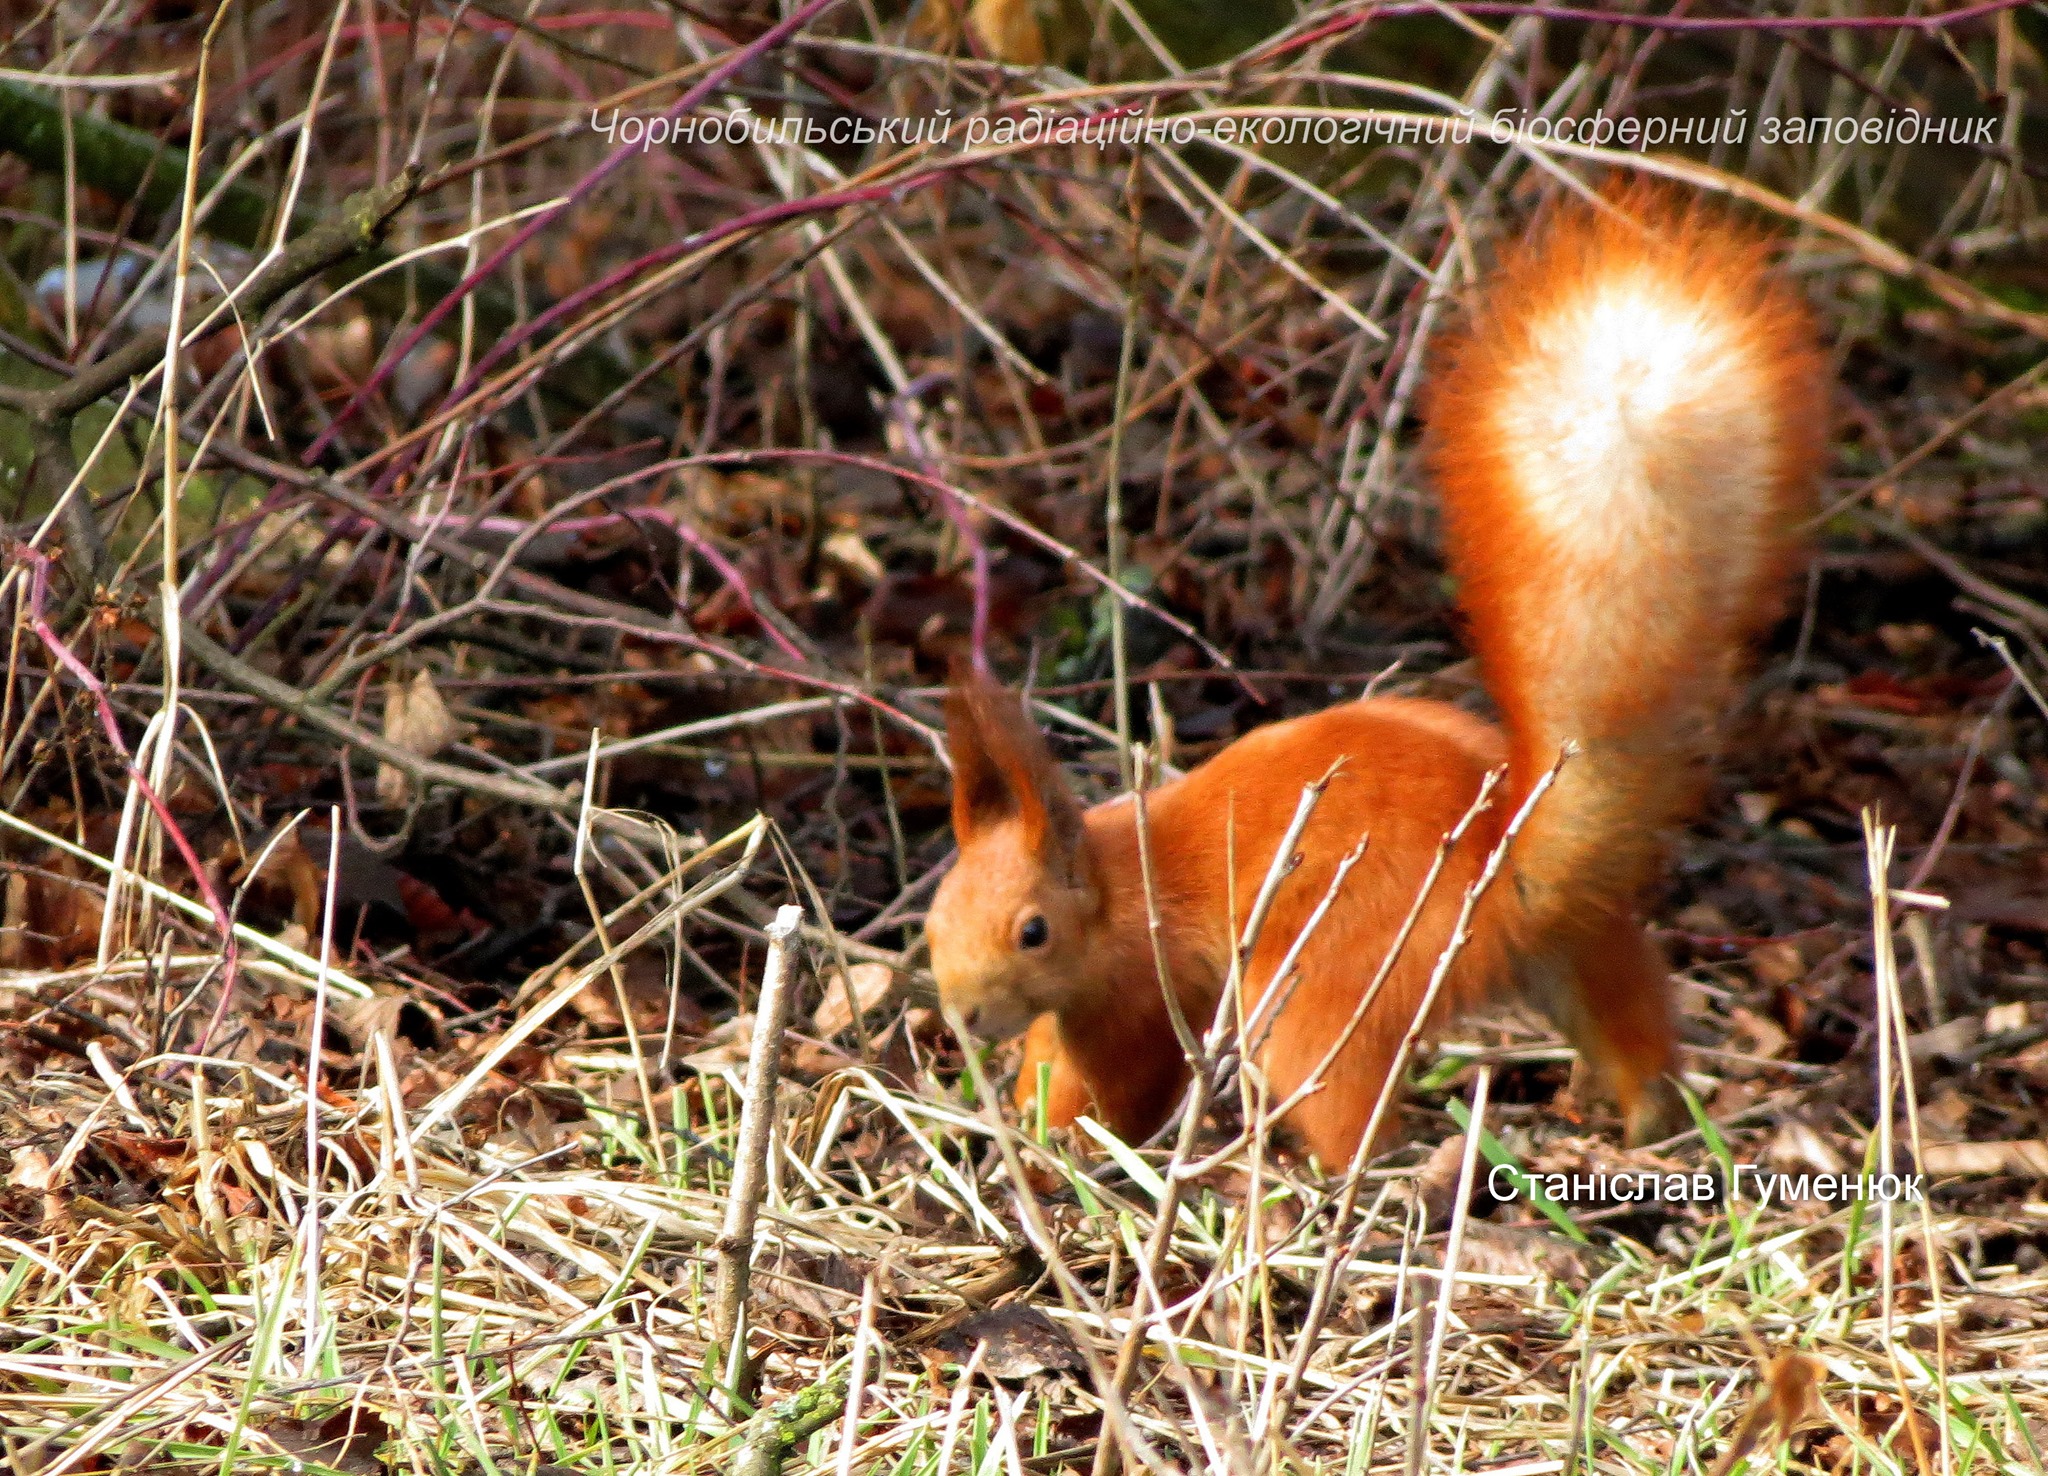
[712,903,806,1396]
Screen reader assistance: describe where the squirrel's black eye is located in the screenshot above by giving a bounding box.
[1018,914,1050,949]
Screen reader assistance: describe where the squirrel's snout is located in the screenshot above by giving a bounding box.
[949,992,1034,1043]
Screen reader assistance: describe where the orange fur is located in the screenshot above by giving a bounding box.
[926,183,1828,1165]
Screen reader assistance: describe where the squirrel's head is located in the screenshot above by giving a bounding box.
[927,680,1104,1042]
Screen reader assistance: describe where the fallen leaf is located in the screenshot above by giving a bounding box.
[969,0,1044,63]
[379,669,465,804]
[812,962,902,1037]
[1766,1119,1844,1175]
[1411,1133,1468,1226]
[1907,1017,1982,1065]
[1920,1140,2048,1177]
[329,992,441,1052]
[1749,939,1805,987]
[1984,1000,2032,1034]
[1731,1005,1792,1059]
[566,952,683,1036]
[222,829,324,936]
[821,530,886,586]
[1426,1223,1602,1282]
[680,1013,756,1073]
[304,313,376,389]
[258,1407,394,1476]
[6,1146,55,1190]
[390,338,456,418]
[932,1303,1080,1379]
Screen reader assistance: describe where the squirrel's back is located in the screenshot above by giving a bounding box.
[1425,182,1828,939]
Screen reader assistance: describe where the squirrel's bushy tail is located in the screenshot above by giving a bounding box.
[1425,182,1828,936]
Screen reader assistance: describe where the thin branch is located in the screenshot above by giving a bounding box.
[712,904,806,1399]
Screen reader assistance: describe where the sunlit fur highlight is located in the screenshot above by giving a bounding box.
[1427,182,1828,945]
[925,182,1829,1165]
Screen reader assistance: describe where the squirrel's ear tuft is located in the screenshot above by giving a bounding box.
[945,680,1018,845]
[943,679,1093,887]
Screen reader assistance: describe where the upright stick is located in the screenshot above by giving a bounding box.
[713,903,805,1395]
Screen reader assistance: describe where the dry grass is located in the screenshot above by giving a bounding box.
[2,822,2046,1476]
[2,2,2047,1474]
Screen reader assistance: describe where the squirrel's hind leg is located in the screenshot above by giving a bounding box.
[1522,920,1687,1147]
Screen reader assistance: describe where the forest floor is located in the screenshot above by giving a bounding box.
[0,3,2045,1474]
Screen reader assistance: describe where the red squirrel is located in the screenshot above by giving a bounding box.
[925,183,1829,1164]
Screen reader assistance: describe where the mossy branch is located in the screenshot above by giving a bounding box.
[0,79,626,413]
[15,166,423,426]
[732,1377,850,1476]
[6,165,420,588]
